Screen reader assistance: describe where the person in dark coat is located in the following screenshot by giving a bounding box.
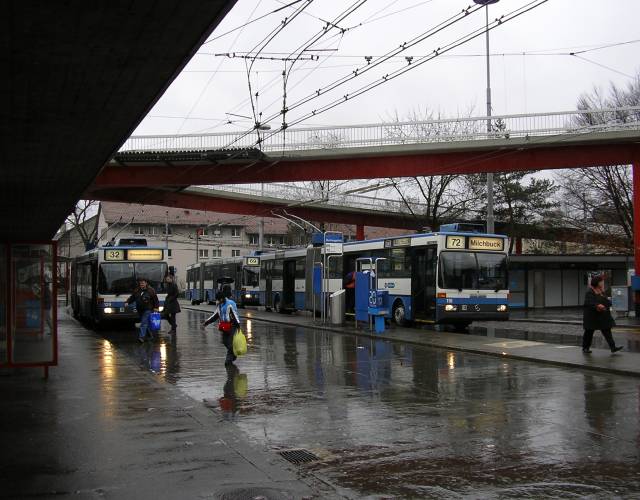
[126,277,159,343]
[582,275,623,354]
[164,275,181,335]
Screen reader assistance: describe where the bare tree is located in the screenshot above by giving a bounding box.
[384,108,485,230]
[66,200,101,249]
[554,72,640,253]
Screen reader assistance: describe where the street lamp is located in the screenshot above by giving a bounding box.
[474,0,499,234]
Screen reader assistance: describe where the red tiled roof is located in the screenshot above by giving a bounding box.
[101,202,288,234]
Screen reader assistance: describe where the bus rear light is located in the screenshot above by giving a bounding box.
[437,292,447,298]
[103,307,114,314]
[444,304,457,312]
[497,304,508,312]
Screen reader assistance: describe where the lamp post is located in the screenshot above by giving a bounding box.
[474,0,499,234]
[255,121,270,252]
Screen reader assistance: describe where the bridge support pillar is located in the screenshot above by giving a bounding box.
[356,224,365,241]
[515,237,522,255]
[634,161,640,316]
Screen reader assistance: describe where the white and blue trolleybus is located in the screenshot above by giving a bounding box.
[71,241,169,325]
[339,223,509,329]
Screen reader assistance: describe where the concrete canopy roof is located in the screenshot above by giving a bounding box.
[1,1,236,241]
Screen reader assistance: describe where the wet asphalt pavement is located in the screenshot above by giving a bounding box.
[101,310,640,499]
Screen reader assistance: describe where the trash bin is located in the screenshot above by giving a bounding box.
[329,289,345,325]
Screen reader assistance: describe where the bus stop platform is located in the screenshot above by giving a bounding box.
[0,311,325,500]
[508,307,640,329]
[184,302,640,379]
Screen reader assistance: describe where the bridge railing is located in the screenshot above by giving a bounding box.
[120,107,640,153]
[197,183,425,214]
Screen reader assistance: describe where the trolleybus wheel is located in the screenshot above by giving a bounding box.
[392,301,406,327]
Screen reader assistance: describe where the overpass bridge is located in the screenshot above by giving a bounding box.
[88,106,640,239]
[93,107,640,191]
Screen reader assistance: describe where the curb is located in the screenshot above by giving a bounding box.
[508,318,640,331]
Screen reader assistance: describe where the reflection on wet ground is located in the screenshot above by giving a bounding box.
[100,310,640,498]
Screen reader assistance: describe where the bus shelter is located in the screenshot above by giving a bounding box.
[0,243,57,376]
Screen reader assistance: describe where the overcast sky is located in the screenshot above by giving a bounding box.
[134,0,640,138]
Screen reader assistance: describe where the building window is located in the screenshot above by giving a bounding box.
[167,249,172,258]
[231,227,241,238]
[249,234,259,245]
[199,249,209,259]
[212,248,222,257]
[134,226,144,235]
[232,249,240,257]
[267,236,285,247]
[149,226,159,236]
[162,226,172,235]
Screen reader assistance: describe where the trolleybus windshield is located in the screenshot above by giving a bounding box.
[98,262,168,295]
[439,251,507,291]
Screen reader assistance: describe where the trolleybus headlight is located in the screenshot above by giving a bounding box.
[103,307,114,314]
[245,293,252,299]
[158,306,164,312]
[444,304,458,312]
[497,304,508,312]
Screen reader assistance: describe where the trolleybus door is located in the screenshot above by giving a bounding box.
[411,246,437,320]
[282,259,296,310]
[264,260,273,308]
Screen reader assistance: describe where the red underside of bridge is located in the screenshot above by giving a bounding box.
[91,188,418,230]
[93,143,640,188]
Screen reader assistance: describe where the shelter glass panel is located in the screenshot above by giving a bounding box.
[10,244,56,365]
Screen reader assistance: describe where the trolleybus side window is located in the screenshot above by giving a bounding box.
[204,265,215,281]
[380,247,410,278]
[272,259,283,280]
[295,257,306,280]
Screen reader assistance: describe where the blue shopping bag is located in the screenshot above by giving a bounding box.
[149,311,162,332]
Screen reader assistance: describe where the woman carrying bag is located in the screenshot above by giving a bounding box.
[201,291,243,365]
[582,275,623,354]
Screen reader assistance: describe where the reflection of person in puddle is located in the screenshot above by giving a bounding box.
[219,363,239,420]
[583,374,614,437]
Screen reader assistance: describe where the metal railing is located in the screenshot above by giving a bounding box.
[194,183,423,214]
[120,107,640,153]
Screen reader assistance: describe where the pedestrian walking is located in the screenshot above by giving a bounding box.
[201,291,241,365]
[126,277,159,343]
[163,274,181,335]
[582,275,623,354]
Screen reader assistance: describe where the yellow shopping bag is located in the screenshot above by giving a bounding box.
[233,373,248,398]
[233,329,247,356]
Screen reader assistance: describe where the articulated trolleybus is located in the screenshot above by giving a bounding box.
[186,256,261,307]
[71,239,169,325]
